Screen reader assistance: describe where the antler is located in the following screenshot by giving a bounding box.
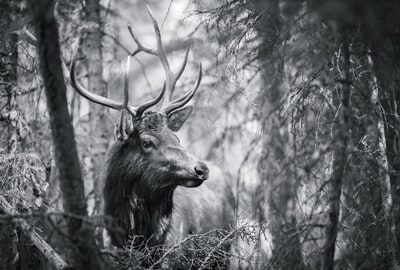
[70,54,165,117]
[70,5,201,118]
[128,5,202,115]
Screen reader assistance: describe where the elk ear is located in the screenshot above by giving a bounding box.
[114,110,134,140]
[167,106,193,132]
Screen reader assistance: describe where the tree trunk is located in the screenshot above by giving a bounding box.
[368,53,398,269]
[356,4,400,266]
[254,0,305,269]
[81,0,110,246]
[322,27,351,270]
[371,31,400,268]
[32,0,102,268]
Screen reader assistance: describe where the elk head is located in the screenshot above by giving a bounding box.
[69,6,209,246]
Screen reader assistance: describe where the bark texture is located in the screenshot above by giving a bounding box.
[32,0,102,268]
[82,0,109,220]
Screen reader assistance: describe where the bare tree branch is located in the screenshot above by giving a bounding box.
[0,196,68,270]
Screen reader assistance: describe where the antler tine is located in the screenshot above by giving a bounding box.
[71,51,164,117]
[146,5,196,111]
[123,56,137,115]
[167,46,190,99]
[146,5,177,102]
[175,46,190,84]
[128,25,158,57]
[170,63,202,104]
[127,5,200,116]
[146,5,170,74]
[71,56,125,111]
[123,55,166,117]
[136,82,166,116]
[163,64,202,115]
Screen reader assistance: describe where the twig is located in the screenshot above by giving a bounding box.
[200,229,236,269]
[101,30,130,55]
[0,195,69,269]
[148,234,193,269]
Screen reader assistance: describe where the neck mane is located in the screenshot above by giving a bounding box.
[129,186,176,246]
[104,164,177,247]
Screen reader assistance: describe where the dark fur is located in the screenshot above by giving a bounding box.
[104,112,234,249]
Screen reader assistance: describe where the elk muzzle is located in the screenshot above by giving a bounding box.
[194,162,209,180]
[178,161,209,188]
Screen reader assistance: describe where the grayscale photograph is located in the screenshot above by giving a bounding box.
[0,0,399,269]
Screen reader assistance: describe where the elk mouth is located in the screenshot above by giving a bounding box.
[180,178,205,188]
[177,172,208,188]
[175,163,209,188]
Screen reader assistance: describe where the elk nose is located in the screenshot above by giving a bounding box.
[195,162,209,180]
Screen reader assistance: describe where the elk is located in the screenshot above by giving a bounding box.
[69,5,234,256]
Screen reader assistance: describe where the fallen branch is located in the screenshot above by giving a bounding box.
[0,195,68,269]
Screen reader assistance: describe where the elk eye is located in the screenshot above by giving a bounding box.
[142,140,153,149]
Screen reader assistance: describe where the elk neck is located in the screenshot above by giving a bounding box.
[129,185,176,245]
